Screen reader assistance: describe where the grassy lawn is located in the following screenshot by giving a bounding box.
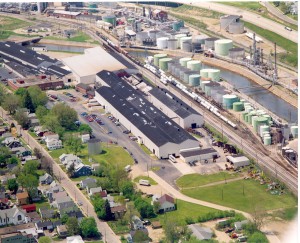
[107,221,130,235]
[44,32,93,43]
[50,142,133,168]
[270,207,298,221]
[139,144,159,160]
[134,176,158,185]
[71,175,99,182]
[35,198,51,210]
[182,180,297,213]
[176,172,240,188]
[244,21,297,67]
[156,199,220,225]
[0,16,30,30]
[172,4,223,19]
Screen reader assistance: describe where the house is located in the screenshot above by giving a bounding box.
[34,126,47,137]
[64,211,84,222]
[16,192,29,205]
[67,235,85,243]
[0,174,16,185]
[132,215,144,230]
[25,211,41,223]
[35,221,53,231]
[81,134,90,143]
[17,147,32,157]
[39,208,55,219]
[188,224,213,241]
[21,204,36,213]
[39,173,53,185]
[43,132,59,141]
[234,220,249,231]
[57,224,68,237]
[0,232,36,243]
[7,141,22,149]
[53,196,77,215]
[21,155,37,165]
[0,206,27,226]
[0,198,10,210]
[73,164,92,178]
[2,137,19,146]
[53,191,68,202]
[98,190,108,198]
[0,222,36,236]
[88,187,102,197]
[59,154,82,165]
[152,194,176,213]
[46,138,63,150]
[80,177,97,189]
[151,221,162,229]
[111,205,126,219]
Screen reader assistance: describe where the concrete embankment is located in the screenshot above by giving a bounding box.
[39,39,97,48]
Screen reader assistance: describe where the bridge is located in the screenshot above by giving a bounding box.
[13,36,43,46]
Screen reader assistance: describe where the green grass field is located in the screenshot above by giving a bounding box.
[0,16,30,30]
[134,176,158,185]
[182,180,297,213]
[156,199,220,225]
[50,142,133,168]
[244,21,297,67]
[176,172,240,188]
[44,32,93,43]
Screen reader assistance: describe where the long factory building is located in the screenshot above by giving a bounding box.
[95,70,199,159]
[147,87,204,129]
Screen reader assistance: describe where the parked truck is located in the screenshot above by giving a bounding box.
[124,165,131,172]
[139,179,150,186]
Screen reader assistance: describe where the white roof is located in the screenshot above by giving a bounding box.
[125,29,136,36]
[62,47,126,78]
[67,235,85,243]
[226,155,249,163]
[54,10,81,16]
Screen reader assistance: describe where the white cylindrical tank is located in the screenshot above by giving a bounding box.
[229,22,244,34]
[208,69,221,81]
[187,60,201,71]
[204,37,219,50]
[179,57,192,67]
[157,37,169,49]
[179,27,190,34]
[167,39,177,50]
[182,42,192,52]
[175,33,187,48]
[194,34,209,44]
[229,47,245,59]
[214,39,233,56]
[180,36,192,49]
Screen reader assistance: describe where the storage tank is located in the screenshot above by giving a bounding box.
[189,74,201,86]
[175,33,187,48]
[215,39,233,56]
[232,102,244,111]
[180,36,192,49]
[179,57,192,67]
[247,111,257,124]
[208,69,221,81]
[201,81,210,91]
[291,126,298,138]
[159,57,172,71]
[182,41,192,52]
[263,136,272,145]
[215,92,224,103]
[157,37,169,49]
[200,69,209,78]
[260,125,270,137]
[204,82,220,96]
[180,68,189,81]
[153,53,167,66]
[179,27,190,34]
[262,114,271,122]
[102,15,116,27]
[229,47,245,59]
[242,111,248,121]
[171,63,181,76]
[229,22,244,34]
[88,139,102,155]
[167,60,176,72]
[253,117,269,132]
[204,37,219,50]
[148,30,160,40]
[184,71,197,83]
[222,94,238,109]
[187,60,201,71]
[167,39,177,50]
[194,34,209,44]
[172,20,184,31]
[245,114,249,123]
[156,31,168,39]
[251,116,259,127]
[211,86,225,100]
[192,42,202,52]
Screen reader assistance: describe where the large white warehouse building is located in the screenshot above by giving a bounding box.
[148,87,204,129]
[62,46,126,84]
[95,71,199,159]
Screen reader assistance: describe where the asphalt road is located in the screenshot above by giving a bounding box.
[184,1,298,43]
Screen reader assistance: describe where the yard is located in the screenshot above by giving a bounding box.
[134,176,158,185]
[176,172,239,188]
[44,31,94,43]
[156,199,220,225]
[50,142,134,168]
[35,198,51,211]
[181,180,297,213]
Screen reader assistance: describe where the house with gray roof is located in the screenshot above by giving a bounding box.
[80,177,97,189]
[188,224,213,241]
[0,206,27,226]
[39,173,53,185]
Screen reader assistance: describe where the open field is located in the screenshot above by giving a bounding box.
[134,176,158,185]
[182,180,297,213]
[0,16,30,30]
[176,172,239,188]
[156,199,220,225]
[50,142,134,168]
[44,31,94,43]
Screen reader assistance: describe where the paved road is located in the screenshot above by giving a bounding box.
[262,2,298,26]
[0,107,121,243]
[183,1,298,43]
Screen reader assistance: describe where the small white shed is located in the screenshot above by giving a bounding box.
[226,155,250,169]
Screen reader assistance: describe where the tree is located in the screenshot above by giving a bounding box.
[64,135,83,155]
[38,236,51,243]
[91,195,106,219]
[0,84,7,105]
[27,86,48,109]
[132,230,150,242]
[43,114,62,133]
[0,146,11,168]
[80,217,100,238]
[23,160,39,176]
[248,231,268,243]
[67,162,75,178]
[163,218,187,243]
[23,90,35,112]
[251,201,267,231]
[35,106,49,124]
[78,124,93,135]
[2,95,20,114]
[14,109,31,129]
[33,148,43,159]
[51,103,78,130]
[104,199,113,221]
[15,88,27,97]
[153,201,161,214]
[109,167,128,192]
[8,156,19,165]
[66,217,80,236]
[124,201,140,229]
[134,197,156,219]
[61,214,69,224]
[7,178,18,193]
[17,174,38,199]
[119,180,135,199]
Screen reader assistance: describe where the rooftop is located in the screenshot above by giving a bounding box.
[96,71,197,147]
[180,148,217,158]
[148,87,200,118]
[0,223,35,235]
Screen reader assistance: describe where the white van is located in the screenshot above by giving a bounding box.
[124,165,131,172]
[139,179,150,186]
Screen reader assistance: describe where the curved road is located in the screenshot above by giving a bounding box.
[182,1,298,43]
